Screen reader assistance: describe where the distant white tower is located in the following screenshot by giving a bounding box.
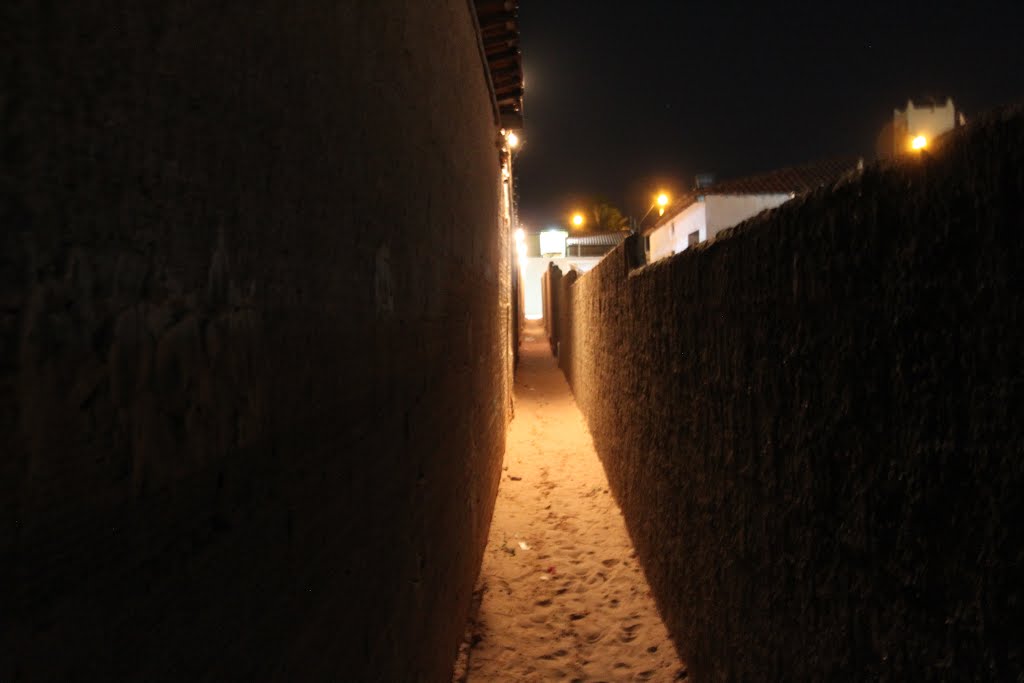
[891,97,959,155]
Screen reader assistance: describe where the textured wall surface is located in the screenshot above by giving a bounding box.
[556,109,1024,681]
[2,2,508,680]
[557,269,578,385]
[542,262,561,354]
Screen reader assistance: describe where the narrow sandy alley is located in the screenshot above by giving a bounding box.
[457,321,686,682]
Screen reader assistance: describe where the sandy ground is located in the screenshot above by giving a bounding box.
[455,321,686,682]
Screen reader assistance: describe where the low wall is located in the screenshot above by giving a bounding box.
[556,108,1024,680]
[542,262,562,354]
[557,269,578,381]
[521,255,604,320]
[2,2,507,680]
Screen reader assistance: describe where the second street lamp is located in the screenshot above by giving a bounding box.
[656,193,669,214]
[632,191,671,233]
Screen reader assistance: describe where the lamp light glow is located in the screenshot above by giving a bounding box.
[506,131,520,149]
[657,193,669,207]
[911,135,928,150]
[571,213,585,227]
[514,228,525,243]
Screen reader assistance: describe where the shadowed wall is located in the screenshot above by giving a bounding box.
[556,109,1024,681]
[1,2,509,680]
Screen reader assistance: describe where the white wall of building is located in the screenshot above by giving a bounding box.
[898,98,956,152]
[705,194,792,240]
[648,193,792,263]
[538,230,568,257]
[521,256,604,319]
[648,202,707,261]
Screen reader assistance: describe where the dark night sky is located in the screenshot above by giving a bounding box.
[513,1,1024,230]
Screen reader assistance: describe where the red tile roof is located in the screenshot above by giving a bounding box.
[644,156,861,235]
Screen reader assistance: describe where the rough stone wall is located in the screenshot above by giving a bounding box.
[542,267,551,344]
[1,2,508,680]
[542,262,562,354]
[557,269,577,381]
[559,109,1024,681]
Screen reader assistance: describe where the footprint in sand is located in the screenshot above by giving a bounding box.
[462,322,683,681]
[620,623,641,643]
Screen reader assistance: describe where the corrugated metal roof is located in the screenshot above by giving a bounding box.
[566,232,628,247]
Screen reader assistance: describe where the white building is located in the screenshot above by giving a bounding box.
[521,256,603,319]
[893,97,959,154]
[645,157,861,263]
[877,97,962,158]
[520,230,625,319]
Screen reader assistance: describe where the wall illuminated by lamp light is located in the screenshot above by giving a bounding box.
[539,229,568,257]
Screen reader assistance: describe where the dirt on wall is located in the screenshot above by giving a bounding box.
[1,2,508,680]
[556,107,1024,681]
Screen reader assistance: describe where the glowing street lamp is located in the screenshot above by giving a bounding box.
[910,134,928,151]
[634,191,671,230]
[516,238,528,269]
[514,226,527,268]
[506,131,520,149]
[571,212,585,228]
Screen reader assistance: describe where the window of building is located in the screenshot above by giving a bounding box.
[688,230,700,247]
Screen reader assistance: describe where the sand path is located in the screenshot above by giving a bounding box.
[457,321,686,682]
